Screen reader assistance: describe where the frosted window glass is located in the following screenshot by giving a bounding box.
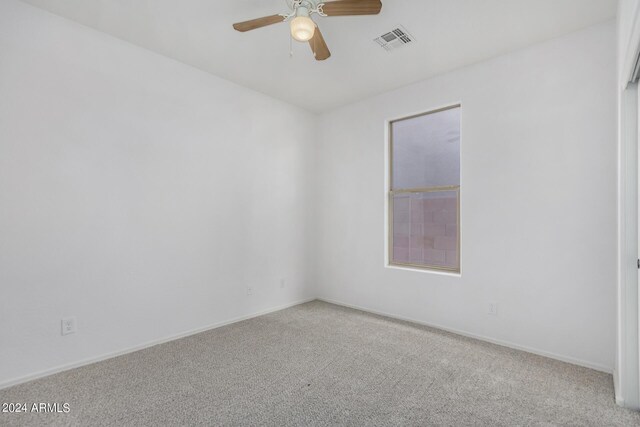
[391,191,458,269]
[391,107,460,190]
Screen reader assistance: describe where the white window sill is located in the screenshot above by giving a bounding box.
[385,263,462,278]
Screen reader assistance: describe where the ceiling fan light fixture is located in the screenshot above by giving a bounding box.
[290,16,315,42]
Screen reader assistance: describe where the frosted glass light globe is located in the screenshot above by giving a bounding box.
[290,16,315,42]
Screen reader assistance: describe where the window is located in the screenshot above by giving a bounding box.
[389,105,460,272]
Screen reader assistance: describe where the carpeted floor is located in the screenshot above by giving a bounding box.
[1,300,638,426]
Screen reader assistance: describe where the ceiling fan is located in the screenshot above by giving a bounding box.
[232,0,383,61]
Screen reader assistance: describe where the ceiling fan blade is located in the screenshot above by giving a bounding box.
[233,15,284,32]
[309,25,331,61]
[321,0,382,16]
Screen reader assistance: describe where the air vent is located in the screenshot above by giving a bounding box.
[374,26,414,51]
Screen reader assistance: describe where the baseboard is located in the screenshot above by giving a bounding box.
[0,297,316,391]
[3,296,613,390]
[318,297,613,374]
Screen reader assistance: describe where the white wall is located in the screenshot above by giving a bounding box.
[315,22,617,372]
[0,0,315,387]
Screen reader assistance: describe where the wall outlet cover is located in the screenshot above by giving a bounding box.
[487,302,498,316]
[61,317,77,335]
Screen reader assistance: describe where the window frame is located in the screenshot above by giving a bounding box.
[388,104,461,273]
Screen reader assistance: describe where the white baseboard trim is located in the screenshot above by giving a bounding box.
[0,297,316,391]
[318,297,613,374]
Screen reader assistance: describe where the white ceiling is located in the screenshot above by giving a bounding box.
[20,0,617,112]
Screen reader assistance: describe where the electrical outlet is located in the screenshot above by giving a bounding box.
[61,317,77,335]
[487,302,498,316]
[280,279,286,289]
[246,286,253,296]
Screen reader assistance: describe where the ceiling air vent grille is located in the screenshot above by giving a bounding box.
[374,26,414,51]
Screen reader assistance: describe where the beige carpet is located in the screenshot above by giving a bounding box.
[1,300,638,426]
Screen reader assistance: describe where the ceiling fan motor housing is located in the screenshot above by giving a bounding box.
[292,0,321,11]
[297,6,310,18]
[290,0,325,18]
